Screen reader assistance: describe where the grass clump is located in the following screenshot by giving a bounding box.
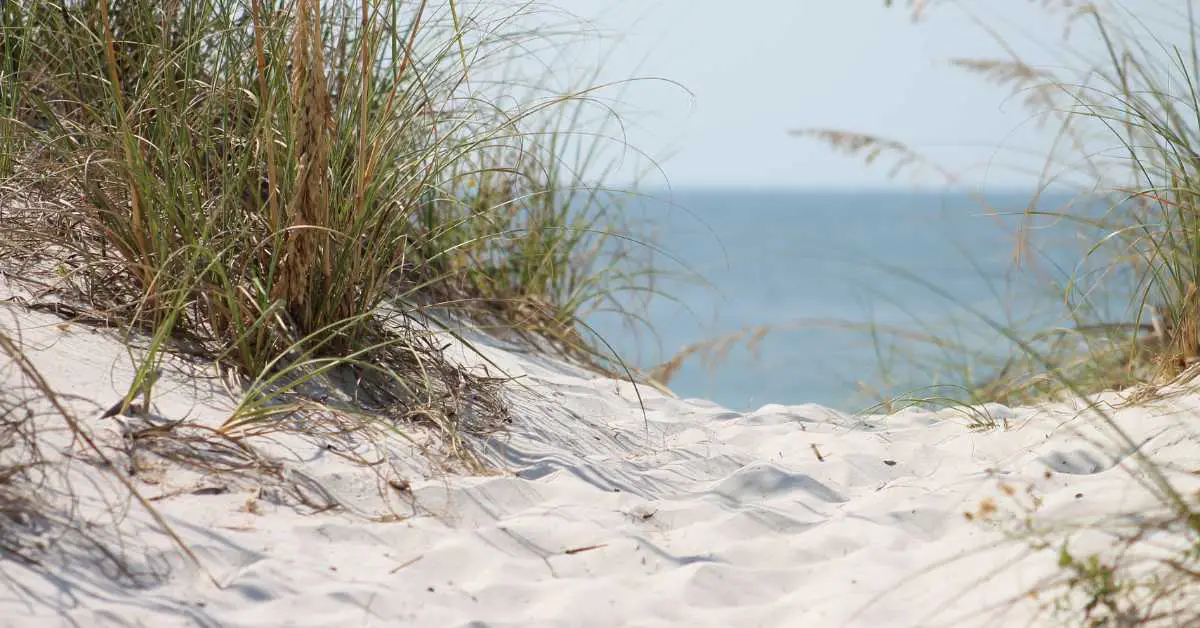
[688,2,1200,410]
[818,1,1200,624]
[0,0,657,569]
[0,0,650,429]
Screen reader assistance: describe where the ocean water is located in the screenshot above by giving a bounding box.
[585,188,1137,412]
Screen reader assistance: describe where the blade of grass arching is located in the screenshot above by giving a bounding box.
[859,385,1009,430]
[1081,22,1168,195]
[1088,9,1142,192]
[222,313,387,431]
[1023,157,1185,338]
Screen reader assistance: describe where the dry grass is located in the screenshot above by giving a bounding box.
[853,1,1200,624]
[0,0,652,445]
[0,0,660,576]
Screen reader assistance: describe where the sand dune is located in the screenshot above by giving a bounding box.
[1,299,1197,627]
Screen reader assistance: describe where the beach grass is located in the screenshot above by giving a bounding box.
[0,0,663,573]
[862,1,1200,623]
[644,1,1200,622]
[0,0,655,445]
[3,0,1195,624]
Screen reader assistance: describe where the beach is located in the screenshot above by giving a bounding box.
[4,0,1200,625]
[3,289,1197,628]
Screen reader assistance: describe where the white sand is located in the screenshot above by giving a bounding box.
[2,296,1198,627]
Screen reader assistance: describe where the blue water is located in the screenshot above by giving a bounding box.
[585,188,1136,412]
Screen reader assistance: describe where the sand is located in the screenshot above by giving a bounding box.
[1,294,1198,628]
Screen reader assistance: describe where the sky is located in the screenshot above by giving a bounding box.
[523,0,1158,190]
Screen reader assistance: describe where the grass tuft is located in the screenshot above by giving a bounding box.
[0,0,661,569]
[1,0,655,435]
[827,1,1200,624]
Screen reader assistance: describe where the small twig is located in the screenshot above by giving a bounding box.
[563,543,607,555]
[388,554,424,574]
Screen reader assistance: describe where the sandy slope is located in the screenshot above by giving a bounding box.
[1,298,1198,628]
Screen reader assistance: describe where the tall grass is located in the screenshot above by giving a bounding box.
[0,0,655,430]
[829,1,1200,623]
[0,0,661,582]
[706,2,1200,409]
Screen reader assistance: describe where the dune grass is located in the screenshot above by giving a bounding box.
[638,0,1200,622]
[838,1,1200,624]
[0,0,661,568]
[0,0,655,432]
[647,3,1200,407]
[841,1,1200,392]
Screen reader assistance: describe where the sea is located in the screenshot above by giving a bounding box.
[583,187,1140,413]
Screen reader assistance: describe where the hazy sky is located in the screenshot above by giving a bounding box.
[533,1,1150,189]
